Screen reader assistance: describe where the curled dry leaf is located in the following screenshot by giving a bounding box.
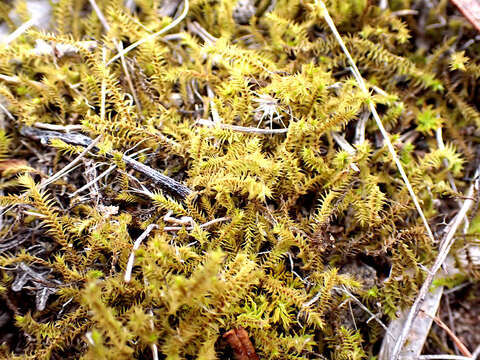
[223,327,259,360]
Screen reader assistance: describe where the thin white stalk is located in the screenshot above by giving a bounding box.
[0,102,14,120]
[106,0,189,66]
[316,0,435,242]
[197,119,288,134]
[34,122,83,132]
[207,85,221,124]
[148,309,159,360]
[2,18,37,46]
[124,224,158,282]
[317,0,435,242]
[87,0,111,32]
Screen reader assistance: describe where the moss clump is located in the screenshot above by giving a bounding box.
[0,0,479,359]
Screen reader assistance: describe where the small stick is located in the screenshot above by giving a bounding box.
[391,9,419,16]
[473,345,480,359]
[354,110,370,145]
[417,356,474,360]
[122,155,192,198]
[187,21,218,45]
[148,309,159,360]
[450,0,480,33]
[206,86,221,124]
[163,216,230,231]
[117,41,143,113]
[196,119,288,135]
[87,0,110,31]
[0,102,15,121]
[0,74,46,90]
[164,210,194,226]
[41,135,102,189]
[420,310,472,358]
[20,126,192,199]
[124,224,158,282]
[34,122,83,132]
[2,18,37,46]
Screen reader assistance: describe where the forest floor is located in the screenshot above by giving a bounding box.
[1,0,480,359]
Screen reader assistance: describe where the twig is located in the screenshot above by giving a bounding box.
[0,102,15,121]
[34,122,83,132]
[164,210,194,226]
[473,344,480,359]
[421,310,472,357]
[450,0,480,32]
[148,309,159,360]
[443,282,471,295]
[0,74,46,89]
[124,224,158,282]
[187,21,218,45]
[200,217,230,228]
[101,46,107,123]
[122,155,192,198]
[117,41,143,113]
[417,356,474,360]
[163,216,230,231]
[40,135,102,189]
[106,0,189,66]
[444,295,460,356]
[158,0,183,17]
[354,110,370,145]
[7,129,100,219]
[196,119,288,134]
[87,0,110,31]
[391,9,419,16]
[20,126,193,199]
[2,18,37,46]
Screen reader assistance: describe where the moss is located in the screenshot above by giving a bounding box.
[0,0,479,359]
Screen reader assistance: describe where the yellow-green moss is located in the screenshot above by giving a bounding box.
[0,0,478,359]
